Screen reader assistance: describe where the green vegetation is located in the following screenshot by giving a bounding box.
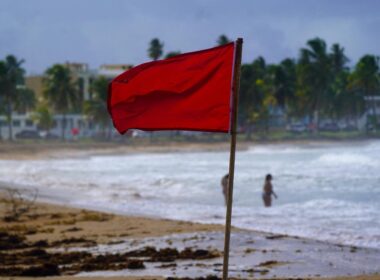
[1,35,380,142]
[32,104,54,133]
[83,76,110,138]
[238,37,379,137]
[43,64,78,140]
[148,38,164,61]
[217,34,232,46]
[0,55,35,140]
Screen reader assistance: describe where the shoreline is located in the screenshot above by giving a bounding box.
[0,182,378,252]
[1,141,380,279]
[1,191,380,279]
[1,177,378,252]
[0,138,378,160]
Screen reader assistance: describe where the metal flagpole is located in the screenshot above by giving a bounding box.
[222,38,243,280]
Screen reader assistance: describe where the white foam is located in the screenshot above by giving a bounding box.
[0,140,379,249]
[247,145,306,155]
[316,153,378,166]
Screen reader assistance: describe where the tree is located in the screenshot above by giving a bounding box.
[0,55,34,141]
[297,38,332,130]
[333,70,364,126]
[165,51,181,59]
[0,61,6,91]
[148,38,164,61]
[84,76,110,138]
[32,104,54,132]
[0,61,6,139]
[238,57,268,138]
[330,43,349,75]
[267,59,297,117]
[14,87,35,114]
[43,64,78,140]
[327,44,353,122]
[217,34,231,46]
[349,55,380,130]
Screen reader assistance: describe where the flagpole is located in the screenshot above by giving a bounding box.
[222,38,243,280]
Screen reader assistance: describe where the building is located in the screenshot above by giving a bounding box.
[25,75,44,102]
[1,63,131,140]
[357,96,380,131]
[98,64,132,78]
[0,113,37,140]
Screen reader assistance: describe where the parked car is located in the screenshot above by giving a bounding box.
[340,124,357,131]
[45,132,59,139]
[131,130,150,138]
[38,131,59,139]
[286,123,307,133]
[15,130,41,139]
[319,123,340,132]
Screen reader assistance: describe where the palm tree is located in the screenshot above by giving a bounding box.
[267,59,296,112]
[0,55,34,141]
[14,86,35,113]
[217,35,231,46]
[84,76,110,138]
[349,55,380,130]
[238,57,267,138]
[0,61,6,140]
[32,104,54,133]
[334,70,364,127]
[330,43,349,75]
[148,38,164,61]
[297,38,332,130]
[327,44,351,122]
[43,64,78,140]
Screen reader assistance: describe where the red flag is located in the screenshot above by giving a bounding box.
[108,42,235,134]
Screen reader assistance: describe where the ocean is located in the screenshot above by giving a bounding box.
[0,140,379,249]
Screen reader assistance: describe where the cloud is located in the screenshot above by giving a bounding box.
[0,0,379,74]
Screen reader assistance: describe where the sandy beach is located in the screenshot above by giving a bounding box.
[0,138,360,160]
[0,141,237,160]
[0,191,379,279]
[0,142,380,279]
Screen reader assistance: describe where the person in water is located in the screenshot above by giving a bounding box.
[221,173,229,206]
[262,174,277,207]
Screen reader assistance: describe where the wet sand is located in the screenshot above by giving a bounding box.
[0,275,380,280]
[0,191,379,279]
[0,191,224,276]
[0,141,236,160]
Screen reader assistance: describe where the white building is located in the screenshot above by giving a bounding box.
[0,113,37,140]
[358,96,380,131]
[0,63,132,140]
[0,113,101,140]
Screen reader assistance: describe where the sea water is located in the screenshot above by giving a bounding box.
[0,140,379,249]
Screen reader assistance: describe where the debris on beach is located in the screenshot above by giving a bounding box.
[265,234,288,240]
[0,228,221,277]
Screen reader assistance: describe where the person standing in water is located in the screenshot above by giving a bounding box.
[221,174,229,206]
[262,174,277,207]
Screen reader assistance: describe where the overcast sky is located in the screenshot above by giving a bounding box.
[1,0,379,74]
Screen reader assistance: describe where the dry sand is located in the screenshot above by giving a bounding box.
[0,192,225,277]
[0,194,223,243]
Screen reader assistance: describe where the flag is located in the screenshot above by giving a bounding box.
[108,42,235,134]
